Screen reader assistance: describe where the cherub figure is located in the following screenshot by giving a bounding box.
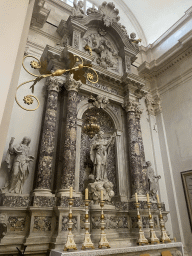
[72,1,85,18]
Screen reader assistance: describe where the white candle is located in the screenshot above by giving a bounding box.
[135,193,138,203]
[101,190,103,201]
[156,194,160,204]
[85,188,88,200]
[70,187,73,198]
[147,193,149,203]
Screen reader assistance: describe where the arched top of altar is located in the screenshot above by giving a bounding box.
[70,14,138,56]
[77,99,122,132]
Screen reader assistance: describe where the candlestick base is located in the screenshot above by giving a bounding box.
[82,231,95,250]
[137,227,149,246]
[98,233,110,249]
[149,230,160,244]
[64,231,77,251]
[161,230,171,243]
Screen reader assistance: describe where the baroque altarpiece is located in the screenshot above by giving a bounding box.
[0,1,182,256]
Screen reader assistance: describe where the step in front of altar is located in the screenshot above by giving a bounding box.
[50,242,183,256]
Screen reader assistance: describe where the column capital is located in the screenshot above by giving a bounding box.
[65,73,82,92]
[122,99,138,112]
[46,76,65,92]
[145,91,162,116]
[135,105,143,119]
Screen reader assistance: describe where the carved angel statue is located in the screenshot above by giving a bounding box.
[129,32,142,49]
[72,1,85,18]
[1,137,34,194]
[90,131,116,181]
[146,161,161,199]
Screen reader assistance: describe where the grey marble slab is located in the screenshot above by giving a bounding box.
[50,242,183,256]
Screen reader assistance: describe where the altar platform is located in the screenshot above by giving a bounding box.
[50,242,183,256]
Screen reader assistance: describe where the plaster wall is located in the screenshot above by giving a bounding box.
[0,0,35,165]
[156,52,192,253]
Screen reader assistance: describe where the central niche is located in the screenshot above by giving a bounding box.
[79,107,117,196]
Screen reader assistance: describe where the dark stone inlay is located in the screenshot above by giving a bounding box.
[62,216,77,231]
[32,196,56,207]
[36,78,62,190]
[0,194,30,207]
[33,216,52,232]
[61,90,78,189]
[8,216,26,231]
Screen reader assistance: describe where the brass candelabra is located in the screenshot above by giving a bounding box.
[135,202,148,245]
[16,54,98,111]
[147,201,160,244]
[98,200,110,249]
[82,199,94,250]
[64,198,77,251]
[157,202,171,243]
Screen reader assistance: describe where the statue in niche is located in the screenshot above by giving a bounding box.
[1,137,34,194]
[88,131,116,203]
[146,161,161,199]
[90,131,115,181]
[71,1,85,18]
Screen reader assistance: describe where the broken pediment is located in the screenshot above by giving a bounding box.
[56,1,142,76]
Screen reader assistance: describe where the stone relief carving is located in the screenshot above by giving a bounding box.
[145,92,162,116]
[83,31,119,71]
[98,2,120,27]
[146,161,161,199]
[71,1,85,18]
[92,216,128,229]
[87,6,98,15]
[1,137,34,194]
[80,108,117,196]
[73,31,80,49]
[0,214,7,240]
[8,217,26,232]
[33,216,52,232]
[90,95,109,109]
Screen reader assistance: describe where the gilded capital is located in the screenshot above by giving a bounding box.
[46,76,65,92]
[65,73,82,92]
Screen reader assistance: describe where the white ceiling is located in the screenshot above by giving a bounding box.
[92,0,192,46]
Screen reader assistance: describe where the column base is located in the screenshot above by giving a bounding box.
[32,189,56,207]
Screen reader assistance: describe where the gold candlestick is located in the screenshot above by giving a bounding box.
[64,198,77,251]
[135,202,148,245]
[82,199,95,250]
[157,202,171,243]
[98,200,110,249]
[147,201,160,244]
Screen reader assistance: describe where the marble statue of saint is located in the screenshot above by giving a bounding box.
[72,1,85,18]
[2,137,34,194]
[90,131,116,181]
[146,161,161,198]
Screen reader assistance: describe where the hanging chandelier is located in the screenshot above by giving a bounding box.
[83,115,100,138]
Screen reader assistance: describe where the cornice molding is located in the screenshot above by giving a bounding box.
[138,31,192,78]
[145,6,192,50]
[30,26,61,42]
